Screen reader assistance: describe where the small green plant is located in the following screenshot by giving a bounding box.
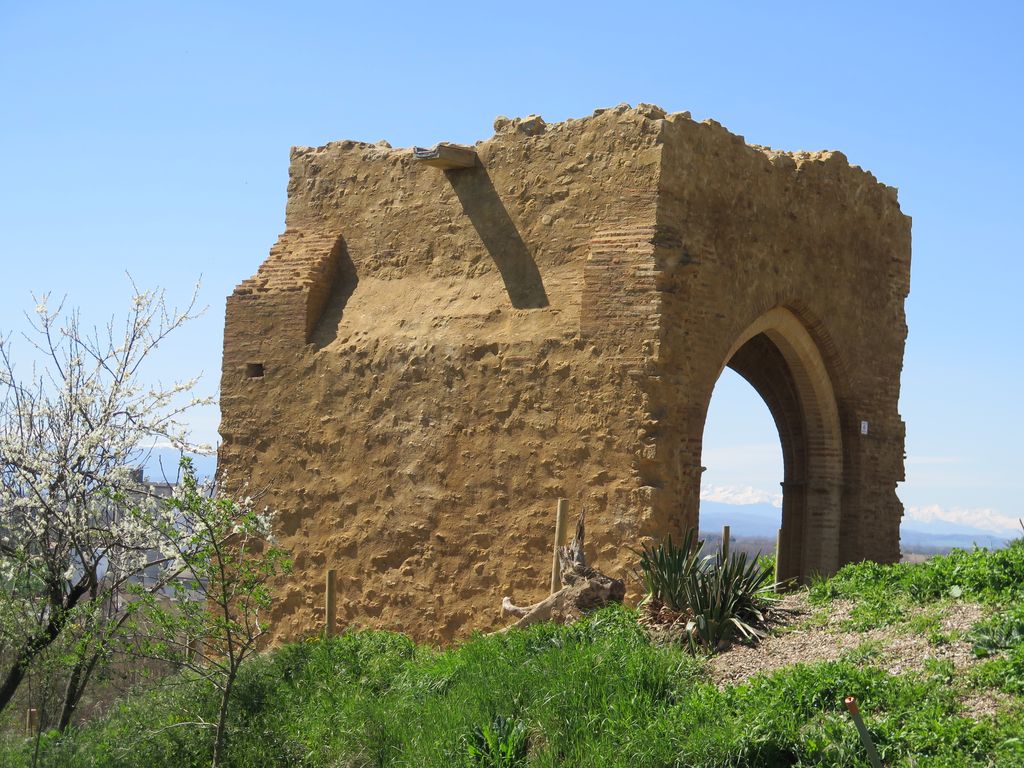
[757,552,777,582]
[969,605,1024,657]
[843,596,906,631]
[465,715,529,767]
[927,629,956,647]
[971,645,1024,694]
[844,638,885,664]
[128,459,292,767]
[906,608,942,635]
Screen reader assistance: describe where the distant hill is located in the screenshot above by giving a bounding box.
[699,500,780,538]
[700,500,1014,553]
[899,526,1010,551]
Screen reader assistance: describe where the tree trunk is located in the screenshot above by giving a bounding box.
[0,623,60,714]
[56,648,102,733]
[211,663,237,768]
[0,658,30,717]
[56,659,84,733]
[0,578,91,716]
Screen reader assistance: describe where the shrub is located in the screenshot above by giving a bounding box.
[686,548,776,649]
[636,528,704,612]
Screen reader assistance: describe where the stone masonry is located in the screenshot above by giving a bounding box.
[219,104,911,644]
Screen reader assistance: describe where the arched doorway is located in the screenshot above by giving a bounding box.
[700,367,783,558]
[702,308,844,581]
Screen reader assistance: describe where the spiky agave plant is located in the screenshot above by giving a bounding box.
[684,547,776,651]
[635,528,704,612]
[637,528,776,651]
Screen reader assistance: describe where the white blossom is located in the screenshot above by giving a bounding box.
[0,280,214,709]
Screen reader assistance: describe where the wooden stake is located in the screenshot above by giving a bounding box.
[550,499,569,594]
[325,569,337,638]
[26,707,37,734]
[844,696,884,768]
[775,527,782,590]
[722,525,730,561]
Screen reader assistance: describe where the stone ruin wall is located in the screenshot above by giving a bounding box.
[219,104,911,644]
[651,115,910,577]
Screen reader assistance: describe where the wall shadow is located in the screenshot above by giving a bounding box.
[311,237,359,349]
[446,166,548,309]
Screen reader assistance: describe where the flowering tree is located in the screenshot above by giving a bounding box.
[0,283,209,717]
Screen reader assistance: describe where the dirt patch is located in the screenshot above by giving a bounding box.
[959,688,1018,719]
[708,593,986,688]
[938,600,986,634]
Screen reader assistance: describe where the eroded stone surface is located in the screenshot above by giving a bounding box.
[219,105,911,644]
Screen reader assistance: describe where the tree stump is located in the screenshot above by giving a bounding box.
[499,511,625,630]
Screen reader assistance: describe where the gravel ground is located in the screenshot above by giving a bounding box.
[708,593,987,688]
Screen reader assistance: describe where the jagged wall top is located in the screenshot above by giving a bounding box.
[283,102,901,211]
[235,103,906,349]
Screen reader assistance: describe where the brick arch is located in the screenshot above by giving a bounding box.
[704,307,844,580]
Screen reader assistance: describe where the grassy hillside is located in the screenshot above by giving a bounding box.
[4,542,1024,767]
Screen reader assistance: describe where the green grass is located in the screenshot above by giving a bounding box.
[968,605,1024,696]
[809,541,1024,606]
[4,541,1024,767]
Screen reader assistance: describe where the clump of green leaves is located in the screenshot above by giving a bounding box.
[972,646,1024,694]
[970,605,1024,657]
[465,715,528,767]
[636,528,704,612]
[638,529,775,650]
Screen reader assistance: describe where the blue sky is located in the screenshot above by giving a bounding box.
[2,2,1022,535]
